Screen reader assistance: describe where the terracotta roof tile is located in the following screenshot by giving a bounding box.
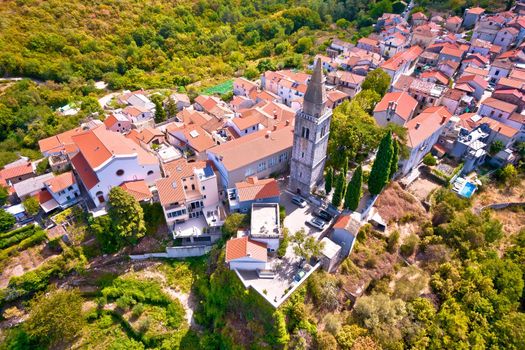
[0,162,33,182]
[120,180,152,202]
[70,153,99,190]
[374,92,418,121]
[225,236,267,262]
[406,106,451,148]
[208,125,293,171]
[44,171,76,193]
[481,97,518,113]
[235,177,280,202]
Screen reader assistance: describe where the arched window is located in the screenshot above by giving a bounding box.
[116,169,124,176]
[147,170,154,176]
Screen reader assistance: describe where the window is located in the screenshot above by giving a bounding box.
[245,130,248,134]
[147,170,154,175]
[495,70,500,75]
[191,184,195,191]
[320,125,326,138]
[258,161,267,172]
[498,113,503,118]
[245,167,255,176]
[301,151,305,158]
[202,186,205,190]
[490,110,495,117]
[116,169,124,176]
[301,126,310,139]
[67,186,73,191]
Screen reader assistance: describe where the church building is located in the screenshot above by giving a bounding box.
[289,59,333,195]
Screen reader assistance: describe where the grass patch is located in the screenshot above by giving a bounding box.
[159,256,207,294]
[201,79,233,95]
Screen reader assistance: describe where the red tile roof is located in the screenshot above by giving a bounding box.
[44,171,75,193]
[467,7,485,15]
[71,126,158,170]
[235,177,280,202]
[155,159,208,206]
[374,92,418,121]
[406,106,451,148]
[208,125,293,171]
[0,162,33,182]
[120,180,152,202]
[481,97,518,113]
[479,117,519,138]
[70,153,99,190]
[225,236,267,262]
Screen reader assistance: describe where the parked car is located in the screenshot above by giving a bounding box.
[291,196,307,208]
[294,270,306,282]
[307,217,327,230]
[315,209,332,221]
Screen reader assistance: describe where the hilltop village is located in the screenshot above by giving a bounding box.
[0,1,524,349]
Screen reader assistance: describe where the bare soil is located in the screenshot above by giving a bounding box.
[375,182,428,223]
[0,244,60,288]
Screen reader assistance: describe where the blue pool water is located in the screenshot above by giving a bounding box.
[459,182,476,198]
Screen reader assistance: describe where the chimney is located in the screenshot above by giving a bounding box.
[415,123,421,129]
[273,110,278,119]
[285,120,290,126]
[441,116,447,124]
[273,125,278,131]
[265,131,271,138]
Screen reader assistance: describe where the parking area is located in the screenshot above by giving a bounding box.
[234,187,333,307]
[281,190,331,239]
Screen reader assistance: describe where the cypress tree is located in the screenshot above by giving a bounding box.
[342,154,349,177]
[368,131,394,195]
[324,167,333,194]
[154,99,166,123]
[332,172,345,208]
[390,139,399,179]
[344,165,363,211]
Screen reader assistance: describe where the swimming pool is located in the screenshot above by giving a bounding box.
[458,182,476,198]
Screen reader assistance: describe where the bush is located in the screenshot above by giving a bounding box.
[400,234,419,257]
[423,153,437,166]
[277,227,289,258]
[387,230,400,253]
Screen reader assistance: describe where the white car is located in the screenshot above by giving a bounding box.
[307,217,327,230]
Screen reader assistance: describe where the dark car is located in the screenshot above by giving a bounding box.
[315,209,332,221]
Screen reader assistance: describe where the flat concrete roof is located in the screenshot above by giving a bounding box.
[250,203,280,238]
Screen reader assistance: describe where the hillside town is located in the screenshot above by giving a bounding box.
[0,3,524,346]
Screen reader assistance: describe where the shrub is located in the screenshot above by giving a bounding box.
[387,230,400,253]
[277,227,289,258]
[423,153,437,166]
[317,331,337,349]
[400,234,419,257]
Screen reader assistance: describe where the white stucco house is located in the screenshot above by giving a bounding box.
[70,126,161,207]
[401,106,452,175]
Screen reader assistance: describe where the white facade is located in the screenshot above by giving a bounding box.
[88,156,160,207]
[478,104,514,121]
[401,127,444,175]
[229,257,266,271]
[48,183,80,206]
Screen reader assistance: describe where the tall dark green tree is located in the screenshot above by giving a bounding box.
[390,139,399,179]
[368,131,394,195]
[325,166,334,194]
[154,99,166,123]
[344,165,363,211]
[332,171,345,208]
[343,154,349,177]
